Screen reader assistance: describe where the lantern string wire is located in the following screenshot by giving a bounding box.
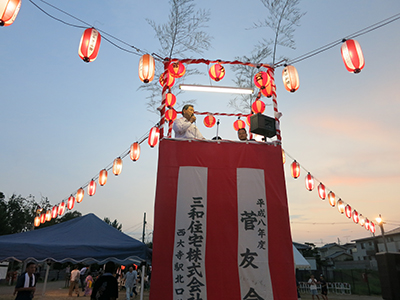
[283,12,400,67]
[283,148,375,230]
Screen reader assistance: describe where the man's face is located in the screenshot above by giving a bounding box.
[129,267,133,272]
[183,106,194,120]
[27,264,36,275]
[238,129,247,141]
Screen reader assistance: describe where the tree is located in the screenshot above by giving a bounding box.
[104,217,122,231]
[140,0,213,111]
[229,0,305,113]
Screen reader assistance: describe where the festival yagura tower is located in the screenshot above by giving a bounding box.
[147,58,299,300]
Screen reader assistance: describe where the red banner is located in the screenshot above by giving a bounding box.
[150,139,297,300]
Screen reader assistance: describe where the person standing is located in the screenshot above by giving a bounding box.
[319,275,328,300]
[14,262,36,300]
[124,266,137,299]
[91,261,118,300]
[80,266,88,291]
[172,104,204,139]
[84,273,94,297]
[69,266,80,297]
[307,274,320,300]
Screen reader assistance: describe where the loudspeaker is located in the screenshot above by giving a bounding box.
[250,113,276,138]
[376,252,400,300]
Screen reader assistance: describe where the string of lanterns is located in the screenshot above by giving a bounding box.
[282,149,376,234]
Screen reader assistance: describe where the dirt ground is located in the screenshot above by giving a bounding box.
[0,280,383,300]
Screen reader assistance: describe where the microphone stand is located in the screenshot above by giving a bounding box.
[216,119,220,140]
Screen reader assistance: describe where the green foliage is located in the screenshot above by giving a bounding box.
[104,217,123,231]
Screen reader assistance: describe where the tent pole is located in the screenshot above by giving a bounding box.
[42,262,50,296]
[140,264,145,300]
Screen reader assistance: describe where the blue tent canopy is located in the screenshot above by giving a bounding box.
[0,213,150,265]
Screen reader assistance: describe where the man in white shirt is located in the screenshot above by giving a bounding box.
[172,104,204,139]
[69,266,80,297]
[124,266,138,299]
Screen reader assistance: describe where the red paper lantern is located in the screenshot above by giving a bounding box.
[209,63,225,81]
[34,216,40,227]
[282,149,286,164]
[113,157,123,176]
[291,161,300,179]
[121,265,126,270]
[305,173,314,191]
[252,100,266,114]
[148,127,160,148]
[99,169,108,186]
[159,71,175,88]
[76,188,84,203]
[369,221,376,233]
[165,108,178,122]
[58,202,66,216]
[165,92,176,108]
[0,0,21,27]
[138,54,155,83]
[233,119,246,131]
[345,205,352,218]
[328,191,336,207]
[260,81,273,97]
[359,214,365,226]
[130,142,140,162]
[45,210,51,222]
[88,180,96,196]
[337,199,345,214]
[168,61,186,78]
[318,183,326,200]
[203,114,216,128]
[254,71,270,89]
[246,115,251,127]
[78,28,101,63]
[67,195,75,210]
[51,206,58,219]
[352,210,359,224]
[364,218,370,230]
[341,39,365,73]
[282,65,299,92]
[40,213,46,224]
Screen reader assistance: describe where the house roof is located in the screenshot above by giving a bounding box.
[293,242,311,250]
[319,243,347,251]
[352,226,400,243]
[325,251,352,260]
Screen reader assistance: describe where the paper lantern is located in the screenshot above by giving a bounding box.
[254,71,270,89]
[344,204,352,218]
[359,214,365,226]
[318,183,326,200]
[58,202,66,216]
[203,114,216,128]
[291,160,300,179]
[88,179,96,196]
[282,149,286,164]
[337,199,345,214]
[78,28,101,63]
[138,54,155,83]
[341,39,365,73]
[209,63,225,81]
[233,119,246,131]
[130,142,140,162]
[352,210,359,224]
[67,195,75,210]
[282,65,299,92]
[76,188,84,203]
[305,173,314,191]
[99,169,108,186]
[364,218,370,230]
[159,71,175,88]
[165,92,176,108]
[148,127,160,148]
[165,108,178,122]
[45,210,51,222]
[252,100,266,114]
[40,213,46,224]
[34,216,40,227]
[369,221,376,233]
[246,115,252,127]
[168,61,186,78]
[260,81,273,97]
[112,157,123,175]
[0,0,21,27]
[51,206,58,219]
[328,191,336,207]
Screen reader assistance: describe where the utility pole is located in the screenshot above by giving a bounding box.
[142,212,147,244]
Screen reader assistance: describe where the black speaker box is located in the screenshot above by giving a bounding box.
[376,252,400,300]
[250,113,276,138]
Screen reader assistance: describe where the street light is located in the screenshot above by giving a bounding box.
[375,214,389,253]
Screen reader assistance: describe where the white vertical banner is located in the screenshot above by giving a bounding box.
[172,166,208,300]
[237,168,273,300]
